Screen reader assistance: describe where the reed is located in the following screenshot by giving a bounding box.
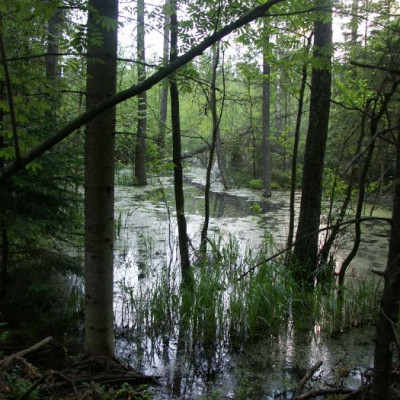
[116,231,380,346]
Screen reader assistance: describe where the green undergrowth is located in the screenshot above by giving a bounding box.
[116,232,380,349]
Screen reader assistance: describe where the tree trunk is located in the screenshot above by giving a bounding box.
[84,0,118,357]
[287,35,311,249]
[215,49,228,189]
[158,0,170,158]
[135,0,147,185]
[338,81,399,289]
[261,21,272,198]
[372,121,400,400]
[169,0,192,286]
[46,6,63,81]
[293,0,332,287]
[350,0,359,44]
[201,44,221,254]
[0,0,286,184]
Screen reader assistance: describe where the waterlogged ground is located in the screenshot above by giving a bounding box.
[113,166,389,399]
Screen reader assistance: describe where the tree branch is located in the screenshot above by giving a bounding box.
[350,60,400,75]
[0,0,286,184]
[238,216,391,281]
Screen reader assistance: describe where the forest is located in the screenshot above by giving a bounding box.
[0,0,399,399]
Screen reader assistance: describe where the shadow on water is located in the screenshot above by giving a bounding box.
[113,167,388,399]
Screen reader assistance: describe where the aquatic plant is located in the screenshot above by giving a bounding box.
[115,230,381,352]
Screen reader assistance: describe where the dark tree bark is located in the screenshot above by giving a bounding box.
[372,119,400,400]
[169,0,191,285]
[84,0,118,357]
[261,21,272,197]
[135,0,147,185]
[0,13,19,161]
[158,0,170,158]
[293,0,333,287]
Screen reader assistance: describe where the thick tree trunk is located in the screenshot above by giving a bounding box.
[261,22,272,198]
[293,0,332,287]
[158,0,170,158]
[84,0,118,357]
[135,0,147,185]
[372,122,400,400]
[169,0,191,285]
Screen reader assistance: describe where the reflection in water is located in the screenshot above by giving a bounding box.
[113,168,386,399]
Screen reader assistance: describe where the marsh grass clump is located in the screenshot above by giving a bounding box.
[116,232,381,350]
[311,277,380,333]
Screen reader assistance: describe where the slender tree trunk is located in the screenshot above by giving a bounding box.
[287,36,311,249]
[338,81,399,289]
[84,0,118,357]
[201,44,221,254]
[372,120,400,400]
[158,0,170,158]
[261,21,272,197]
[46,7,63,81]
[169,0,191,285]
[350,0,359,44]
[293,0,332,287]
[0,13,19,161]
[135,0,147,185]
[337,141,375,288]
[215,50,228,189]
[46,6,63,130]
[0,80,5,297]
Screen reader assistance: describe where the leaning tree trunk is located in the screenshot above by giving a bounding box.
[135,0,147,185]
[169,0,192,286]
[372,120,400,400]
[84,0,118,357]
[293,0,332,287]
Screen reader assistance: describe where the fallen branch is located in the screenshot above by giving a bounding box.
[292,361,323,398]
[0,337,53,369]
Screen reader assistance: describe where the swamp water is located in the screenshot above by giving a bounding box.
[113,167,390,399]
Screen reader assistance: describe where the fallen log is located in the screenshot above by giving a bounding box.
[0,337,53,369]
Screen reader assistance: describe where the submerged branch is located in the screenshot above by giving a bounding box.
[292,361,323,398]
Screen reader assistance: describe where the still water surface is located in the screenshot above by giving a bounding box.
[113,167,389,399]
